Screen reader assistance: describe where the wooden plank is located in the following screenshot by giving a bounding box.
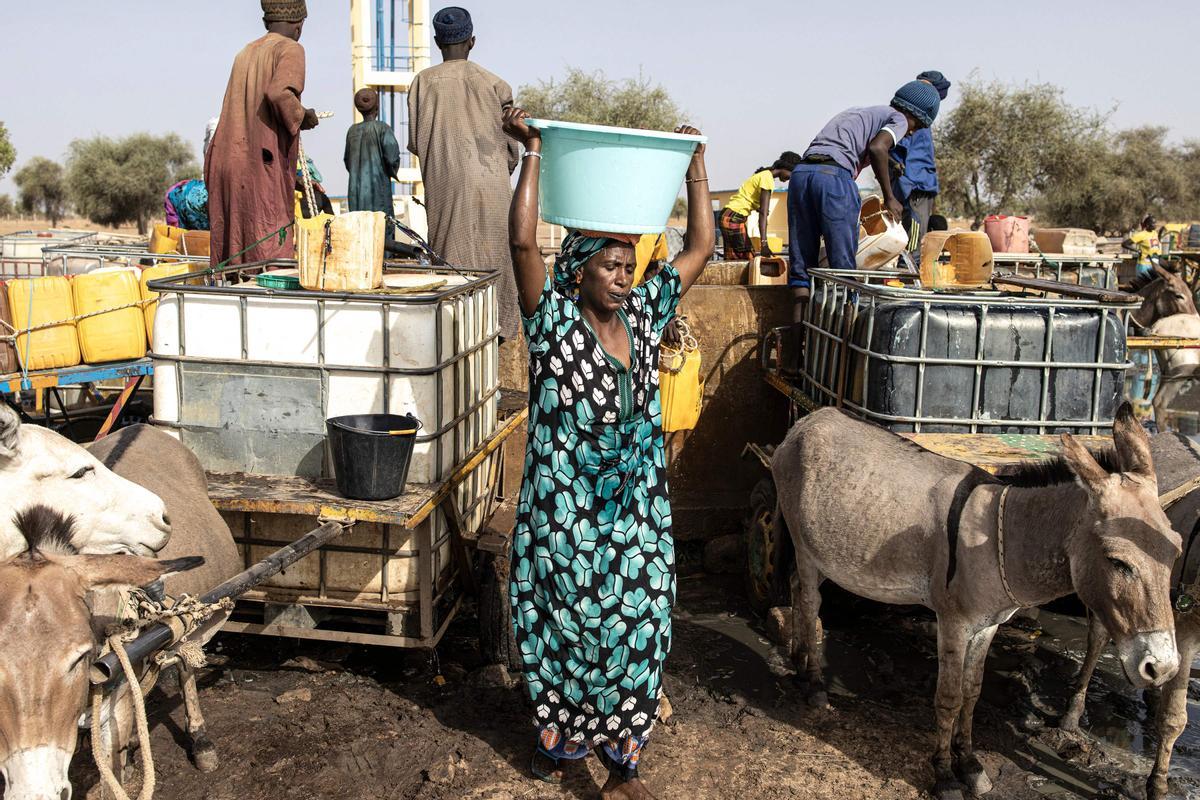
[206,472,433,525]
[903,432,1113,473]
[990,274,1140,304]
[404,407,529,529]
[0,357,153,394]
[1127,335,1200,350]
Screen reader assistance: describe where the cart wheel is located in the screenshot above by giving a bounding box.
[479,552,522,671]
[745,477,789,616]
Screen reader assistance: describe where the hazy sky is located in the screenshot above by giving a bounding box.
[1,0,1196,202]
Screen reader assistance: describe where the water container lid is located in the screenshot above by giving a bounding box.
[526,118,707,144]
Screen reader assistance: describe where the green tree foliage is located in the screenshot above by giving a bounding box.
[0,122,15,180]
[935,80,1106,227]
[517,68,686,132]
[14,157,68,227]
[936,79,1200,234]
[67,133,196,234]
[1036,127,1189,233]
[0,194,15,219]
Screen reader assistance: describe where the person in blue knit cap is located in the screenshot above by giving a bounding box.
[786,80,941,319]
[891,71,952,258]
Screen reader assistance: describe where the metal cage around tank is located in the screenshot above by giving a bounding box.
[147,260,500,487]
[797,268,1140,435]
[40,242,211,275]
[0,230,99,279]
[992,253,1123,290]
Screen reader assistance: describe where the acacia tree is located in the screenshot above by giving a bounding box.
[1037,127,1188,233]
[14,157,68,226]
[935,80,1107,227]
[0,122,15,180]
[67,133,196,234]
[517,68,686,131]
[0,194,15,219]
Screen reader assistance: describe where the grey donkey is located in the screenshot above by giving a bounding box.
[1061,430,1200,800]
[772,403,1182,800]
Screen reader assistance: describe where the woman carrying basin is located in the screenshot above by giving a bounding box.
[503,107,713,799]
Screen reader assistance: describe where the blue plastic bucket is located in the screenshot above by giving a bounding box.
[527,119,706,235]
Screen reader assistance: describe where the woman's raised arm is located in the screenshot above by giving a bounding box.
[504,107,547,317]
[670,126,715,294]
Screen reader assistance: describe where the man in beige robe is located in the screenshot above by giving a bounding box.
[206,0,319,267]
[408,7,521,340]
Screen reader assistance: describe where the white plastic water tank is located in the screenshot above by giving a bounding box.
[151,265,500,485]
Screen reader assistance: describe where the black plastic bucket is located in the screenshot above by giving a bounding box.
[326,413,421,501]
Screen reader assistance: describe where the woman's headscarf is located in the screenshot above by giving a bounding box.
[553,230,639,298]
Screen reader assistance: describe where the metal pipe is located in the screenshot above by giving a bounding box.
[90,522,347,686]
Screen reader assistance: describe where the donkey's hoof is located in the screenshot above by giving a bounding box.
[1059,703,1084,732]
[933,780,965,800]
[960,767,992,796]
[806,689,830,710]
[192,736,219,773]
[1147,776,1170,800]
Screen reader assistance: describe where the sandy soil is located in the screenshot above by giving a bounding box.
[0,217,139,237]
[68,577,1198,800]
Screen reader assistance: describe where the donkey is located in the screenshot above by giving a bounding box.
[0,425,242,800]
[772,403,1182,800]
[1129,264,1200,426]
[0,403,171,558]
[0,507,204,800]
[1060,431,1200,800]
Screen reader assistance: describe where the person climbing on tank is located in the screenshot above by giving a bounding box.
[890,70,951,259]
[787,81,941,321]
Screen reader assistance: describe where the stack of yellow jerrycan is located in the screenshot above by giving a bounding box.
[6,277,81,370]
[139,262,190,346]
[72,267,147,363]
[0,283,22,374]
[149,223,210,257]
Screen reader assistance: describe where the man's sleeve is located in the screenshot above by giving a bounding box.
[498,78,519,174]
[383,127,403,178]
[406,77,420,157]
[880,110,910,148]
[267,43,308,136]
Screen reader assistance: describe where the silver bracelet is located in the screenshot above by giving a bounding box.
[523,151,542,160]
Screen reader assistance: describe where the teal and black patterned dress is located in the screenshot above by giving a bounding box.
[511,234,680,768]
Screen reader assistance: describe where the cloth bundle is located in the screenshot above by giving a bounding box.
[164,179,210,231]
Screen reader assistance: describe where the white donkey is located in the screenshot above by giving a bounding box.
[0,403,171,557]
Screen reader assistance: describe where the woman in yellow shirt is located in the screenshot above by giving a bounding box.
[719,152,801,260]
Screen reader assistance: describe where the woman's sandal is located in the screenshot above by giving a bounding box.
[530,751,563,784]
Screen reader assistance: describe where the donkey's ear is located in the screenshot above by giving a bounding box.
[1153,262,1175,282]
[1111,402,1155,481]
[0,403,20,460]
[1061,433,1110,492]
[68,554,204,591]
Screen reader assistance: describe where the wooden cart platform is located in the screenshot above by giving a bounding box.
[209,405,528,648]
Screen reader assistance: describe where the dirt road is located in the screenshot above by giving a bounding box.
[72,576,1198,800]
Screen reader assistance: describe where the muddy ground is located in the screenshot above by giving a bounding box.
[71,576,1199,800]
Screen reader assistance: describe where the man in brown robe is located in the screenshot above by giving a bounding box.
[408,7,521,340]
[206,0,319,267]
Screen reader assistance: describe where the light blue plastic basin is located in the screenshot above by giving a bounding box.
[527,119,706,235]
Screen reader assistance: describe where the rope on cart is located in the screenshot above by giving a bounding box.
[89,588,233,800]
